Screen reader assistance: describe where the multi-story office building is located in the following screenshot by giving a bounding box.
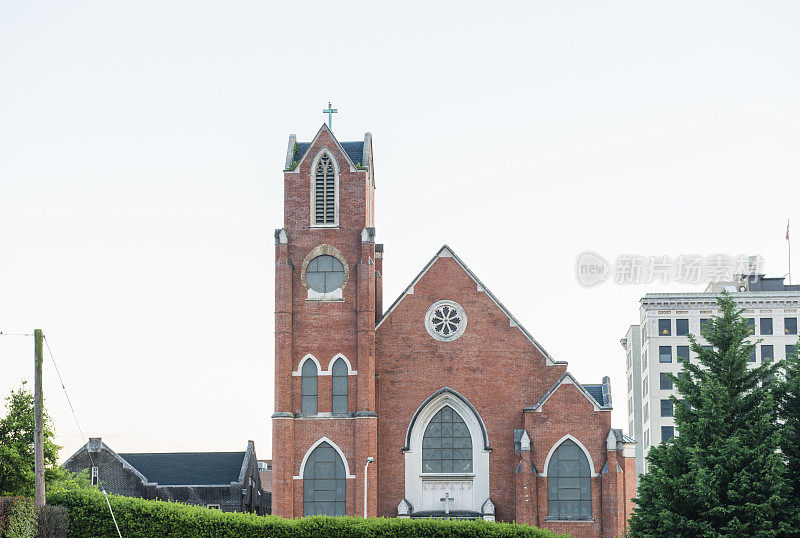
[624,271,800,478]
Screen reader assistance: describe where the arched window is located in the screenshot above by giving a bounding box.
[422,405,472,473]
[331,358,348,414]
[306,255,345,294]
[301,360,318,414]
[302,441,346,516]
[547,439,591,520]
[314,154,336,225]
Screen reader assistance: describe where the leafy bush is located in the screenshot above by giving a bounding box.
[36,505,67,538]
[0,497,37,538]
[48,488,563,538]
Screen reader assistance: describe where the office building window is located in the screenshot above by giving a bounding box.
[642,350,648,370]
[676,319,689,336]
[643,377,648,396]
[643,403,649,422]
[658,319,671,336]
[659,346,672,363]
[745,318,755,335]
[661,426,675,442]
[762,345,774,363]
[748,347,756,363]
[787,345,798,360]
[676,345,689,363]
[660,372,673,390]
[700,318,711,334]
[661,399,673,417]
[786,318,798,335]
[760,318,773,335]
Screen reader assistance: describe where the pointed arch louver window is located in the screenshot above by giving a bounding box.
[331,358,348,414]
[547,439,591,520]
[301,360,318,414]
[314,154,336,225]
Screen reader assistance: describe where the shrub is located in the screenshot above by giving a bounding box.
[0,497,37,538]
[47,488,564,538]
[36,505,67,538]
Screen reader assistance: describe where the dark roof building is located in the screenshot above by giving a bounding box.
[63,438,270,514]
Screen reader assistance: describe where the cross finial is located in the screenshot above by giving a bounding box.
[323,102,338,129]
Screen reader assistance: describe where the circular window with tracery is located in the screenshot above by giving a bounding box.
[425,300,467,342]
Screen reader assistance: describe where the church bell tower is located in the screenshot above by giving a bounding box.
[272,122,381,517]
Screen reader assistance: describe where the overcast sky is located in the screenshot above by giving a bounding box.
[1,1,798,461]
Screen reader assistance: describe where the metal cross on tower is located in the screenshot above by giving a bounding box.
[323,102,338,129]
[440,492,454,518]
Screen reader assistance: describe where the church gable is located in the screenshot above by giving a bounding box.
[527,372,612,413]
[376,245,564,367]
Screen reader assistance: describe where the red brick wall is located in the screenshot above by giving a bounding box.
[375,255,567,522]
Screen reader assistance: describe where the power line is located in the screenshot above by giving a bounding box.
[43,334,123,538]
[0,331,33,336]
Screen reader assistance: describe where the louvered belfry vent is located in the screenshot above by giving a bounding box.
[314,154,336,224]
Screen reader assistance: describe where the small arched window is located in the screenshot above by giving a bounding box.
[422,406,472,473]
[314,154,336,225]
[547,439,591,520]
[301,360,318,414]
[303,441,346,516]
[331,358,348,415]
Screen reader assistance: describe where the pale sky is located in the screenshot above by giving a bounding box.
[1,1,798,462]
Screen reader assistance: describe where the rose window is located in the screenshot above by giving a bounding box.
[425,300,467,342]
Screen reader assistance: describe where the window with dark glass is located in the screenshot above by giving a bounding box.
[676,319,689,336]
[643,403,649,421]
[643,377,648,396]
[748,347,756,363]
[658,319,671,336]
[547,439,591,520]
[306,255,345,294]
[301,360,318,414]
[660,373,673,390]
[676,346,689,363]
[700,318,711,334]
[659,346,672,363]
[746,318,755,335]
[762,345,774,363]
[661,399,673,417]
[314,154,336,225]
[787,345,798,359]
[422,406,472,473]
[302,442,345,516]
[661,426,675,442]
[786,318,798,335]
[760,318,773,335]
[331,358,348,414]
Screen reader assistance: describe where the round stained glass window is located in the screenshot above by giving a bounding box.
[425,300,467,342]
[306,255,345,293]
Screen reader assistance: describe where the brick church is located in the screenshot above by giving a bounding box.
[271,124,636,536]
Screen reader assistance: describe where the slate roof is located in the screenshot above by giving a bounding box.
[291,141,365,169]
[118,451,246,486]
[582,384,605,407]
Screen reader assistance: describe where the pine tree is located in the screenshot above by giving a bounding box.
[630,293,793,536]
[779,338,800,527]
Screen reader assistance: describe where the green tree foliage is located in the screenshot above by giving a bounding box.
[0,381,61,496]
[630,293,793,536]
[779,337,800,526]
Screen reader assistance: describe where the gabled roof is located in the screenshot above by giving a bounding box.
[284,124,373,184]
[118,451,246,486]
[582,384,606,407]
[375,245,565,366]
[525,372,613,412]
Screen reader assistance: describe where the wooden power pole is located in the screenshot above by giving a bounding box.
[34,329,45,507]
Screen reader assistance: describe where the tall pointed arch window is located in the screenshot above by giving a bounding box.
[422,405,473,473]
[547,439,591,520]
[314,154,336,225]
[303,441,346,516]
[301,360,318,414]
[331,358,348,415]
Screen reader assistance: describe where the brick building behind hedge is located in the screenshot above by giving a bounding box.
[63,438,269,514]
[271,124,636,536]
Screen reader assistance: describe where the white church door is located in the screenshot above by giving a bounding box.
[402,388,490,517]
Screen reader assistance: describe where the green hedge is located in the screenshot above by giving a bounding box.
[47,489,563,537]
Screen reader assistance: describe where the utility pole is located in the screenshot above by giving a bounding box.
[34,329,45,508]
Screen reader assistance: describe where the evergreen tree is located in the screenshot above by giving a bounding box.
[779,338,800,526]
[630,293,792,536]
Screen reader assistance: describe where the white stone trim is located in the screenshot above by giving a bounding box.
[540,434,599,477]
[308,147,340,228]
[328,353,358,375]
[292,354,326,376]
[404,391,490,514]
[293,436,356,479]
